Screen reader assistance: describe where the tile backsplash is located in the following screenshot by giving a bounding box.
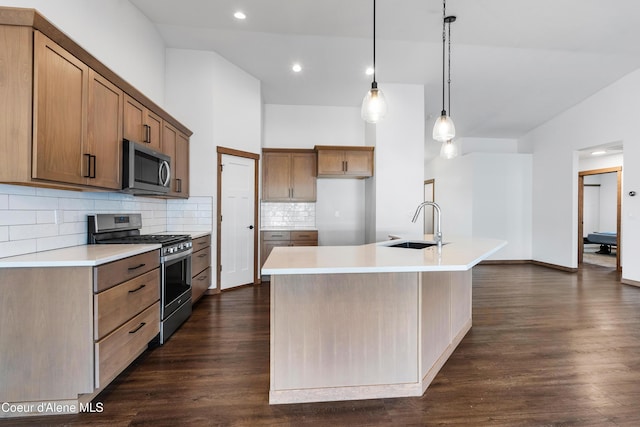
[0,184,213,258]
[261,202,316,228]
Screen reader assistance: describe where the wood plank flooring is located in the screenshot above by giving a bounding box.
[7,263,640,426]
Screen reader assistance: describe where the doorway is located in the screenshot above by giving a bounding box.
[424,179,435,234]
[217,147,260,289]
[577,167,622,271]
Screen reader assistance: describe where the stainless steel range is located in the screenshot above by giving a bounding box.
[88,213,192,344]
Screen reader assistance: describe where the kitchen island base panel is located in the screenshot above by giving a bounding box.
[269,270,472,404]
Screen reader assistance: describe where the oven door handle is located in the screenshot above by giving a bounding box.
[161,248,193,263]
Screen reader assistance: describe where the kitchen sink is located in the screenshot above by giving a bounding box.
[388,241,436,249]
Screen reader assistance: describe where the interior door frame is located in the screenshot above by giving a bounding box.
[577,166,622,271]
[217,147,260,290]
[424,179,435,234]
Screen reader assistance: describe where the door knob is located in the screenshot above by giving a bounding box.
[248,225,254,229]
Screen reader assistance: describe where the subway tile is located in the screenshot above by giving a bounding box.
[0,194,7,209]
[10,223,59,240]
[0,210,37,226]
[0,184,36,196]
[37,233,85,252]
[58,221,86,235]
[0,239,37,257]
[36,210,56,224]
[0,226,8,242]
[9,194,59,210]
[58,197,96,210]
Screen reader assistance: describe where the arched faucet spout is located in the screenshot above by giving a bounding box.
[411,201,442,249]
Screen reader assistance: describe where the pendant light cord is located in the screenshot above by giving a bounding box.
[373,0,377,84]
[441,0,446,115]
[447,17,452,117]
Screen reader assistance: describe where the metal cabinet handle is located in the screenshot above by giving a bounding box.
[176,178,182,193]
[144,124,151,143]
[90,155,96,178]
[127,263,146,271]
[128,284,146,293]
[198,253,208,258]
[129,322,146,334]
[197,275,208,281]
[83,154,92,178]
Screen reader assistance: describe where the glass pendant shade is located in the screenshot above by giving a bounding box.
[361,85,388,123]
[440,139,459,159]
[432,113,456,142]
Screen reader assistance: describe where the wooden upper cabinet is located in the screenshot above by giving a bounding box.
[86,70,123,189]
[32,31,88,185]
[162,122,189,198]
[262,149,316,202]
[315,146,374,178]
[124,94,162,151]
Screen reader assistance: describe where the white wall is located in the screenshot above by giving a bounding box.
[263,104,366,246]
[164,48,262,288]
[4,0,166,105]
[521,68,640,282]
[425,152,533,260]
[367,84,425,242]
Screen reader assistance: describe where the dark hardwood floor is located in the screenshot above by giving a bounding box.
[6,264,640,426]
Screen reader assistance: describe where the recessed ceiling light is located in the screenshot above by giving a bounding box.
[292,63,302,73]
[233,11,246,20]
[365,67,374,76]
[591,150,607,156]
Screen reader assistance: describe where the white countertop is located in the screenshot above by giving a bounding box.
[261,236,506,275]
[0,244,161,268]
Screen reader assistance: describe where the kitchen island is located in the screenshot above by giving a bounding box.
[262,237,506,404]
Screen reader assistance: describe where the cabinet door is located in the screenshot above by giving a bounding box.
[86,70,123,189]
[123,95,161,151]
[291,152,316,201]
[316,150,345,176]
[123,94,145,143]
[32,31,88,185]
[262,152,292,201]
[175,132,189,197]
[261,240,290,267]
[344,150,373,177]
[146,110,162,151]
[162,122,178,195]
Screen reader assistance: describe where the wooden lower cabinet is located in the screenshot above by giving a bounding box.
[0,249,161,416]
[192,234,212,302]
[261,230,318,268]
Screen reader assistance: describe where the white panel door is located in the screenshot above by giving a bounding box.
[221,154,255,289]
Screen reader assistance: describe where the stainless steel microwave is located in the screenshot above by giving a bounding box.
[122,139,171,195]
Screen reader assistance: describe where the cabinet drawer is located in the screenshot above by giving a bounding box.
[193,234,211,251]
[291,230,318,242]
[95,250,160,292]
[192,246,211,277]
[262,231,291,241]
[95,301,159,389]
[291,241,317,247]
[192,267,211,303]
[94,268,160,340]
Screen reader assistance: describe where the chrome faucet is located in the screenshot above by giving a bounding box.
[412,201,442,249]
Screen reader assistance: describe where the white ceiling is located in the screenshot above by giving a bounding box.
[130,0,640,139]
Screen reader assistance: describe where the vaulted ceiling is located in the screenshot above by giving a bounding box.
[130,0,640,139]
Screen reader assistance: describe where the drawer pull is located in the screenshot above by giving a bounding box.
[198,275,208,281]
[198,241,207,246]
[127,263,146,272]
[298,234,309,238]
[198,253,208,258]
[272,234,283,237]
[128,284,146,294]
[129,322,146,334]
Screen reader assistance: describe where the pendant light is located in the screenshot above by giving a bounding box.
[433,0,456,142]
[361,0,387,123]
[440,139,460,159]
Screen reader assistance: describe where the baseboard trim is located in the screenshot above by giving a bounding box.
[621,278,640,288]
[479,259,578,273]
